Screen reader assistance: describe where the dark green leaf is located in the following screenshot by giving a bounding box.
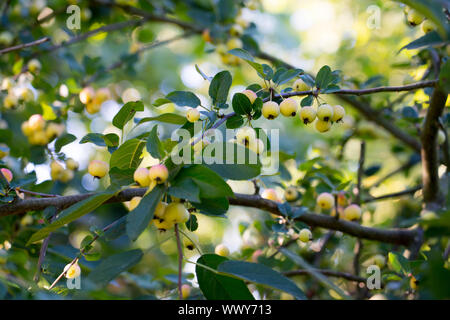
[110,139,145,169]
[166,91,201,108]
[112,101,145,130]
[54,134,76,153]
[209,70,232,105]
[232,93,252,115]
[146,125,165,160]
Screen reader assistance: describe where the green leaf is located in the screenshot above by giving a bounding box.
[209,70,232,105]
[226,114,244,129]
[168,178,201,203]
[228,48,264,74]
[54,133,76,153]
[315,65,333,90]
[185,214,198,231]
[388,252,411,275]
[152,98,172,107]
[399,31,444,51]
[80,133,119,147]
[27,190,118,244]
[126,185,166,241]
[301,95,314,107]
[86,249,143,288]
[166,91,201,108]
[109,167,135,186]
[196,254,254,300]
[137,113,186,125]
[274,68,303,85]
[112,101,145,130]
[174,165,234,199]
[218,260,305,300]
[146,125,165,160]
[110,139,145,170]
[439,59,450,93]
[192,197,229,216]
[232,93,252,115]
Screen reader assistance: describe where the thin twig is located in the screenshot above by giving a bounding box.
[0,37,50,55]
[363,186,422,203]
[174,224,183,300]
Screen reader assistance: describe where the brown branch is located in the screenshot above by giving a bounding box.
[283,269,367,284]
[420,86,448,208]
[363,186,422,203]
[0,188,420,247]
[174,224,183,300]
[369,156,420,189]
[0,37,50,55]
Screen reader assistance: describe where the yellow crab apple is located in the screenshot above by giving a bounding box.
[59,169,74,183]
[315,119,332,133]
[27,59,42,73]
[28,114,45,131]
[438,130,446,145]
[317,192,334,210]
[4,94,18,109]
[95,88,110,103]
[261,188,279,202]
[215,244,229,257]
[236,126,256,147]
[153,218,174,231]
[317,104,334,122]
[29,130,49,145]
[164,203,190,224]
[65,158,79,171]
[373,254,386,268]
[153,201,168,220]
[85,101,101,114]
[280,98,298,117]
[64,262,81,279]
[21,121,33,137]
[88,160,109,179]
[0,168,13,183]
[298,228,312,243]
[248,138,264,155]
[183,233,199,251]
[226,37,243,50]
[181,284,191,299]
[299,106,316,124]
[343,204,361,221]
[230,24,244,37]
[407,9,424,26]
[422,20,436,33]
[45,122,65,140]
[242,89,257,104]
[284,187,298,201]
[293,78,310,92]
[134,167,151,187]
[79,87,95,104]
[186,108,200,123]
[18,87,34,102]
[262,101,280,120]
[50,161,64,180]
[331,105,345,122]
[148,164,169,184]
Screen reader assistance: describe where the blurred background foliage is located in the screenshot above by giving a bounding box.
[0,0,449,300]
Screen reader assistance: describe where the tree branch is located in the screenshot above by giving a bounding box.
[283,269,368,284]
[0,37,50,55]
[363,186,422,203]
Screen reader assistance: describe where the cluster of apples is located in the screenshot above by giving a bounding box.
[1,63,40,110]
[79,86,110,114]
[21,114,65,146]
[316,191,362,221]
[50,158,78,183]
[404,6,436,33]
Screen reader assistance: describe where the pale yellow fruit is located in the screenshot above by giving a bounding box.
[129,197,142,211]
[299,106,316,124]
[50,161,64,180]
[331,105,345,122]
[280,292,295,300]
[4,94,18,109]
[293,78,310,92]
[284,187,298,201]
[186,108,200,123]
[373,254,386,268]
[28,114,45,131]
[181,284,191,299]
[343,204,361,221]
[95,88,110,103]
[45,122,65,140]
[29,130,49,145]
[64,262,81,279]
[261,188,279,202]
[262,101,280,120]
[148,164,169,184]
[242,89,257,104]
[236,126,256,147]
[85,101,101,114]
[153,218,174,231]
[59,169,74,183]
[215,244,229,257]
[183,233,199,251]
[79,87,95,104]
[0,31,13,46]
[317,192,334,210]
[280,98,298,117]
[0,144,9,159]
[164,203,189,224]
[407,9,424,26]
[0,168,13,183]
[298,228,312,243]
[248,138,264,155]
[18,87,34,102]
[154,201,168,220]
[216,44,228,55]
[65,158,79,171]
[317,104,334,122]
[230,24,244,37]
[21,121,33,136]
[88,160,109,178]
[226,38,243,50]
[133,167,151,187]
[410,276,418,290]
[27,59,42,73]
[422,20,436,33]
[437,130,446,145]
[315,119,332,133]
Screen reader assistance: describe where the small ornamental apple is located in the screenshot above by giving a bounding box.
[88,160,109,179]
[226,37,243,50]
[50,161,64,180]
[407,9,424,26]
[148,164,169,184]
[248,138,264,155]
[437,129,446,145]
[27,59,42,73]
[0,144,9,159]
[373,254,386,268]
[298,228,312,243]
[85,101,101,114]
[343,204,361,221]
[29,130,49,146]
[65,158,79,171]
[45,122,65,140]
[409,275,418,290]
[280,98,298,117]
[293,78,310,92]
[128,197,142,211]
[183,233,199,251]
[59,169,74,183]
[153,201,168,220]
[284,187,298,202]
[28,114,45,131]
[331,105,345,122]
[315,119,332,133]
[229,24,244,37]
[215,244,229,257]
[317,192,334,210]
[299,106,316,124]
[422,20,435,33]
[134,167,151,187]
[4,94,18,109]
[181,284,191,299]
[79,87,95,104]
[0,168,13,183]
[236,126,256,147]
[317,104,334,122]
[261,188,279,202]
[153,218,174,231]
[242,89,257,104]
[262,101,280,120]
[21,121,33,137]
[164,203,190,224]
[64,262,81,279]
[186,108,200,123]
